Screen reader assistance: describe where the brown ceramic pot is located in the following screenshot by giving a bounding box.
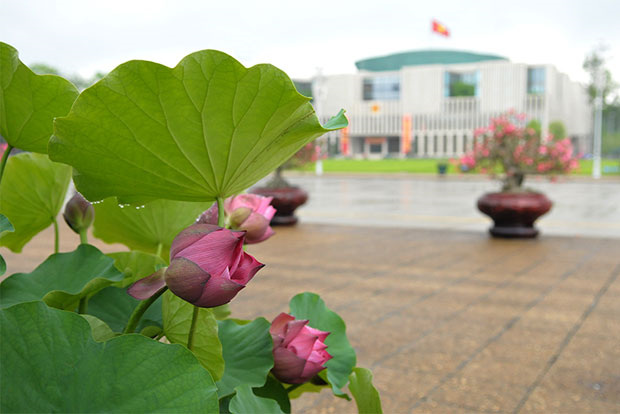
[250,186,308,226]
[477,191,552,238]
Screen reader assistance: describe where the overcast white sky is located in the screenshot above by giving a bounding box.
[1,0,619,85]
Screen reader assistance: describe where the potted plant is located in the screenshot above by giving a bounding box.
[437,160,449,175]
[250,142,321,225]
[459,112,579,238]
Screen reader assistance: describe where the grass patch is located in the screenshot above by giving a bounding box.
[303,158,620,176]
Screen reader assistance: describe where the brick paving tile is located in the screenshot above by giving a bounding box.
[2,221,619,414]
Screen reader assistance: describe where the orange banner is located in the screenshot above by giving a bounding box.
[402,114,412,155]
[340,126,350,156]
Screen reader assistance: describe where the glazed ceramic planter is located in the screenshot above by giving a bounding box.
[477,191,552,238]
[250,186,308,226]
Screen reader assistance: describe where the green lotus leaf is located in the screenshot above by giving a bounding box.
[0,244,124,310]
[162,291,224,381]
[49,49,347,204]
[0,301,218,413]
[0,214,11,275]
[0,152,71,252]
[253,375,291,413]
[107,250,167,287]
[93,198,211,260]
[217,318,274,397]
[349,367,383,414]
[0,42,79,153]
[80,314,116,342]
[0,213,13,235]
[289,292,357,397]
[230,384,284,414]
[87,286,162,333]
[212,303,231,320]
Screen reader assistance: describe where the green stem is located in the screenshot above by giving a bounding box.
[123,286,168,334]
[79,229,88,245]
[287,383,303,394]
[78,297,88,314]
[155,242,163,258]
[0,144,13,184]
[52,217,59,254]
[216,197,225,227]
[187,306,200,350]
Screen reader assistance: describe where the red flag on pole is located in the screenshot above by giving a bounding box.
[432,20,450,37]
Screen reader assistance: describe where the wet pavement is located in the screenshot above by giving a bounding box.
[281,173,620,239]
[238,224,620,414]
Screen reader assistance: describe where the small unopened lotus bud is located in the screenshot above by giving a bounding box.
[63,192,94,234]
[228,207,252,228]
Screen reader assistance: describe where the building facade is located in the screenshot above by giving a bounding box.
[309,50,592,158]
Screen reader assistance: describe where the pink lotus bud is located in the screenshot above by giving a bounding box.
[63,192,95,234]
[270,313,332,384]
[164,223,264,307]
[197,203,218,225]
[223,194,276,244]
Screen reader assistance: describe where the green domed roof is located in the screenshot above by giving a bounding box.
[355,50,508,72]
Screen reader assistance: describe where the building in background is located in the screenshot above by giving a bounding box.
[305,50,592,159]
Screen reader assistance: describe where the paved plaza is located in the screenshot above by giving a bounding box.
[1,174,619,413]
[240,223,620,413]
[284,173,620,239]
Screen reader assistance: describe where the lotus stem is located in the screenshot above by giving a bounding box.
[123,286,168,334]
[187,306,200,350]
[217,197,225,227]
[52,217,59,254]
[78,297,88,314]
[0,144,13,184]
[155,242,163,258]
[79,229,88,245]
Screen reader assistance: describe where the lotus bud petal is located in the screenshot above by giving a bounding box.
[63,192,94,234]
[127,267,167,300]
[196,203,218,225]
[269,312,332,384]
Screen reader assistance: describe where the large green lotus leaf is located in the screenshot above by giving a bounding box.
[0,42,79,153]
[49,49,347,204]
[0,214,13,275]
[0,152,71,252]
[0,244,123,310]
[108,250,167,287]
[253,375,291,413]
[217,318,274,397]
[93,197,211,259]
[87,286,162,333]
[289,292,357,396]
[349,367,383,414]
[162,291,224,381]
[230,384,284,414]
[0,301,218,413]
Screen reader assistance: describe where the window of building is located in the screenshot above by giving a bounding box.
[444,71,479,97]
[363,76,400,100]
[527,67,545,94]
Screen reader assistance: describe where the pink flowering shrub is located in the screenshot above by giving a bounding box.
[458,112,579,191]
